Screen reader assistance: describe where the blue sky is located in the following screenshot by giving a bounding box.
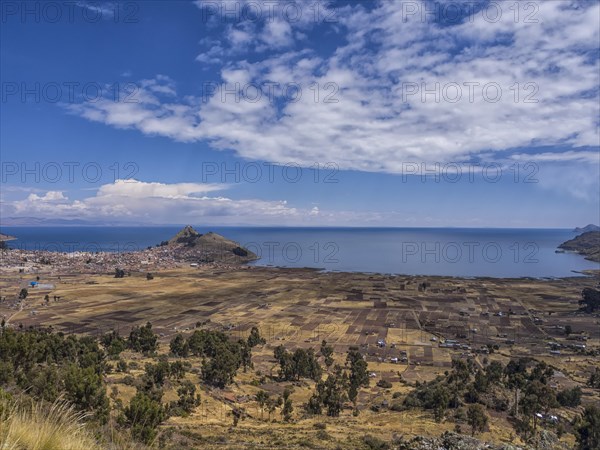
[1,0,599,227]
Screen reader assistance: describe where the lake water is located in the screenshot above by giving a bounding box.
[1,226,598,278]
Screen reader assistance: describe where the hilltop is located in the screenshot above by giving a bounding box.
[0,226,258,274]
[161,225,258,264]
[559,231,600,262]
[574,224,600,233]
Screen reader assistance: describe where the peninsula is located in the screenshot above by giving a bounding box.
[558,231,600,262]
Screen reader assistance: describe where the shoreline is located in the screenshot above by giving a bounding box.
[250,263,600,280]
[2,246,599,281]
[2,224,598,279]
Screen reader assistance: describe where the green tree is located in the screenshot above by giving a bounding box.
[320,340,334,368]
[274,346,322,382]
[529,361,553,384]
[306,390,323,415]
[202,344,241,388]
[521,380,557,430]
[187,329,229,357]
[485,361,504,385]
[247,326,266,347]
[557,386,582,407]
[281,387,293,422]
[588,367,600,389]
[467,404,488,436]
[123,392,167,444]
[28,365,61,402]
[312,365,348,417]
[473,370,488,393]
[143,360,171,387]
[431,385,451,423]
[128,322,158,355]
[576,405,600,450]
[346,346,368,404]
[255,390,270,420]
[63,363,110,423]
[263,396,281,421]
[101,330,126,358]
[116,359,128,373]
[237,339,253,372]
[175,380,200,414]
[170,361,186,379]
[169,333,189,357]
[504,358,535,418]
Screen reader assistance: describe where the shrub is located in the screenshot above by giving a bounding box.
[389,402,404,412]
[376,379,392,389]
[122,392,167,444]
[315,429,330,441]
[116,359,128,373]
[362,434,390,450]
[557,386,582,407]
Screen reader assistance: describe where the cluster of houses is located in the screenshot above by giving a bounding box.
[547,340,587,355]
[0,243,250,276]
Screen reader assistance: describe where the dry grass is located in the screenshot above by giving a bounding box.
[2,267,598,448]
[0,397,101,450]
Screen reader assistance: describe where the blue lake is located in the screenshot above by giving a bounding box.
[1,226,598,278]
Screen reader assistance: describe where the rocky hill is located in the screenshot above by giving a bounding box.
[558,231,600,262]
[574,224,600,233]
[162,225,258,264]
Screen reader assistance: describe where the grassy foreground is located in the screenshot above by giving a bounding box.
[0,397,101,450]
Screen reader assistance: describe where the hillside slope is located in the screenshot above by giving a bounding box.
[559,231,600,262]
[164,225,258,264]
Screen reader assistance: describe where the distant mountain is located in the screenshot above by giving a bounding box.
[1,217,110,226]
[558,231,600,262]
[163,225,258,264]
[574,224,600,233]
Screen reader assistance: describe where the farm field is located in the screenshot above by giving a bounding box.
[1,266,599,449]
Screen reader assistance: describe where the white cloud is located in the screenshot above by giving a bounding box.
[26,191,69,202]
[97,179,225,198]
[509,151,600,164]
[259,19,293,49]
[1,180,309,225]
[76,1,118,19]
[67,1,599,198]
[227,25,253,48]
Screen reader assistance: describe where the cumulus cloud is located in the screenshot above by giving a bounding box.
[1,180,312,225]
[67,1,599,197]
